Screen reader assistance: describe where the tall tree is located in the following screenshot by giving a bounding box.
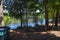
[54,0,60,29]
[43,0,48,30]
[9,0,29,27]
[0,0,3,27]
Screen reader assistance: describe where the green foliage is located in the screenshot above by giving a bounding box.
[8,0,60,27]
[3,16,12,26]
[3,15,20,26]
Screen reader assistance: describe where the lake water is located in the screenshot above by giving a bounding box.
[9,19,46,29]
[9,19,53,29]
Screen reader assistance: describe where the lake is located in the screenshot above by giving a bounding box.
[9,19,52,29]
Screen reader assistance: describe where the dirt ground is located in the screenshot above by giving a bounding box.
[9,30,60,40]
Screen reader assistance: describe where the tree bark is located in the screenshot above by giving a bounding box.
[44,0,48,30]
[21,13,23,28]
[0,0,3,27]
[26,11,28,27]
[55,9,58,26]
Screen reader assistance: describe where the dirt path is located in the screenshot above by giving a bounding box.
[9,30,60,40]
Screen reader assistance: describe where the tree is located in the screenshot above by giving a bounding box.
[25,0,42,26]
[9,0,29,27]
[0,0,3,27]
[8,0,60,30]
[54,0,60,29]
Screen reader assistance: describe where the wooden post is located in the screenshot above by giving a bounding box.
[0,0,3,27]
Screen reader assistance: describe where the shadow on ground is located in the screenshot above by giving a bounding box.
[9,30,60,40]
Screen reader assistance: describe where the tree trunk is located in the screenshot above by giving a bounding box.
[26,11,28,27]
[0,0,3,27]
[44,0,48,30]
[55,9,58,26]
[55,8,59,30]
[21,14,23,28]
